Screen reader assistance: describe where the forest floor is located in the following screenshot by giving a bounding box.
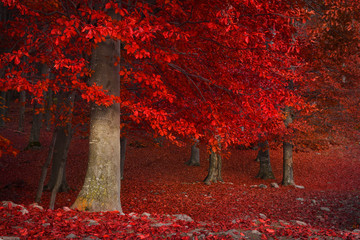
[0,109,360,239]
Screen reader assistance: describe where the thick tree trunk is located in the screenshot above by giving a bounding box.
[72,32,121,212]
[120,137,127,180]
[282,106,295,186]
[18,91,26,132]
[256,141,275,179]
[186,140,200,166]
[204,150,223,185]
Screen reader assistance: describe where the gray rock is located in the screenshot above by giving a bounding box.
[295,220,307,226]
[250,185,258,188]
[296,198,304,201]
[279,220,289,225]
[258,184,267,189]
[251,230,262,235]
[295,185,305,189]
[173,214,194,222]
[87,220,100,226]
[0,237,21,240]
[150,222,172,227]
[2,201,18,208]
[19,207,29,215]
[141,212,151,218]
[66,233,78,239]
[259,213,267,220]
[29,203,43,210]
[270,182,280,188]
[320,207,330,212]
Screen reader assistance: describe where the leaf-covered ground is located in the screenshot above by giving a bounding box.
[0,110,360,239]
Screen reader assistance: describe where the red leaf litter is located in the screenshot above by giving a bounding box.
[0,111,360,239]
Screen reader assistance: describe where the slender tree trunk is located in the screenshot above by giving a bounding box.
[186,140,200,166]
[120,137,127,180]
[282,106,295,186]
[26,101,42,149]
[72,28,121,212]
[44,89,53,131]
[204,150,223,185]
[49,125,73,210]
[26,64,49,149]
[44,126,71,191]
[45,91,75,192]
[256,141,275,179]
[18,91,26,132]
[0,91,6,127]
[35,128,58,203]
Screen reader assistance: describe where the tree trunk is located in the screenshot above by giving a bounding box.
[18,91,26,132]
[35,128,58,203]
[204,150,223,185]
[186,140,200,166]
[49,124,73,210]
[282,106,295,186]
[25,101,42,149]
[282,141,294,186]
[256,141,275,179]
[44,89,53,131]
[44,125,71,192]
[72,30,121,212]
[120,137,127,180]
[0,91,7,127]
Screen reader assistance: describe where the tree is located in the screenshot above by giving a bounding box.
[72,14,122,212]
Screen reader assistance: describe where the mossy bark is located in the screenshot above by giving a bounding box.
[72,28,121,212]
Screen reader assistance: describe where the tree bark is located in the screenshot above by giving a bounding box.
[282,106,295,186]
[25,100,42,149]
[282,141,294,186]
[72,29,121,212]
[186,140,200,166]
[256,141,275,179]
[44,89,53,131]
[44,125,71,192]
[49,124,73,210]
[0,91,6,127]
[204,150,223,185]
[35,128,58,203]
[120,137,127,180]
[18,91,26,132]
